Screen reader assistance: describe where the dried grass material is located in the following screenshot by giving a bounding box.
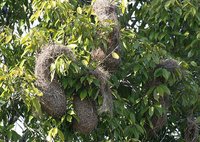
[159,95,170,110]
[35,44,74,118]
[146,95,169,137]
[92,0,120,72]
[150,95,170,134]
[93,0,118,27]
[152,115,167,132]
[158,59,180,72]
[148,114,167,137]
[73,95,98,134]
[184,116,199,142]
[89,67,113,114]
[91,48,106,62]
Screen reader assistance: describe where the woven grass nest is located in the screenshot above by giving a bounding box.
[147,59,180,135]
[35,44,73,118]
[184,116,199,142]
[147,96,169,137]
[35,44,98,134]
[92,0,121,72]
[72,95,98,134]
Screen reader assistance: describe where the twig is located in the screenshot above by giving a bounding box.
[96,45,119,68]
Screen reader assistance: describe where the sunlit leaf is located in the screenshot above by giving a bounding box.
[67,115,72,122]
[5,35,12,43]
[112,52,120,59]
[148,106,154,117]
[66,44,77,49]
[57,129,65,142]
[77,7,82,14]
[82,60,88,66]
[49,127,58,138]
[121,0,128,14]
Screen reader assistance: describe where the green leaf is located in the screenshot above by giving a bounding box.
[35,90,43,97]
[147,87,155,96]
[0,100,6,107]
[87,76,94,85]
[188,50,194,58]
[77,7,82,14]
[80,90,87,100]
[156,86,164,96]
[129,113,135,124]
[149,106,154,117]
[80,76,86,83]
[154,68,163,78]
[135,124,144,134]
[50,63,56,82]
[196,116,200,124]
[121,0,128,14]
[50,128,58,138]
[153,89,160,101]
[112,52,120,59]
[67,115,72,122]
[57,129,65,142]
[66,44,77,49]
[32,98,42,114]
[162,69,171,80]
[160,85,171,95]
[82,60,88,66]
[5,35,12,43]
[197,32,200,39]
[68,110,75,115]
[10,130,21,141]
[30,10,42,21]
[164,0,175,10]
[190,61,197,67]
[132,127,139,138]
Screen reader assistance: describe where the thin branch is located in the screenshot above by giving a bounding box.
[96,45,119,68]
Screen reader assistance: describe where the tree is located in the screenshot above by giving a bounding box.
[0,0,200,141]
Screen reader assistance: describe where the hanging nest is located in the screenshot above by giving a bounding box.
[146,58,175,136]
[92,0,121,72]
[184,116,199,142]
[147,95,169,137]
[35,44,74,118]
[149,114,168,136]
[72,95,98,134]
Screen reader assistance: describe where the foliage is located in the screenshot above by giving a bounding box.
[0,0,200,141]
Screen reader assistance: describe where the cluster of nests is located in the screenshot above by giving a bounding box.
[147,59,199,142]
[34,0,120,134]
[146,59,181,137]
[34,0,198,138]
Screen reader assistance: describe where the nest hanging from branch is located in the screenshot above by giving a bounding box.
[35,44,74,118]
[90,0,121,116]
[147,59,180,136]
[147,96,169,137]
[92,0,121,72]
[184,116,199,142]
[72,95,98,134]
[149,114,168,136]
